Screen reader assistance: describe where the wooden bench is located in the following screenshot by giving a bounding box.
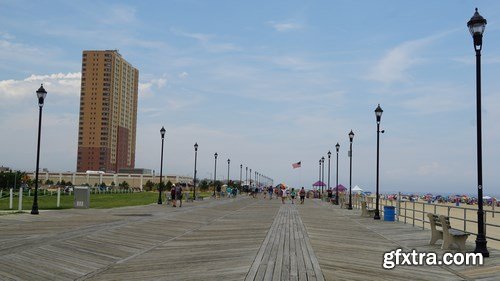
[361,202,375,217]
[427,213,469,251]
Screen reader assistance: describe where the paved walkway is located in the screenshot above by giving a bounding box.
[0,197,499,280]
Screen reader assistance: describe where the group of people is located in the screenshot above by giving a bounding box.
[170,184,183,207]
[258,186,307,204]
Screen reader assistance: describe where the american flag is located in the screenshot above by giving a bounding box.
[292,161,301,169]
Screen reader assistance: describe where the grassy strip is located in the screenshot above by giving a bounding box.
[0,192,158,210]
[0,190,215,210]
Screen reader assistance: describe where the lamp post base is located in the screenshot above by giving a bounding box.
[157,191,162,205]
[31,191,39,215]
[374,210,380,220]
[348,205,352,210]
[474,238,489,257]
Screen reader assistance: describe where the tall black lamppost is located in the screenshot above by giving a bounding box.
[246,166,248,186]
[31,84,47,215]
[213,152,218,197]
[193,143,198,200]
[374,105,383,220]
[240,164,243,188]
[348,130,354,210]
[468,8,489,257]
[318,159,321,193]
[335,143,340,205]
[227,159,230,185]
[158,127,166,205]
[327,151,331,196]
[249,168,252,187]
[321,156,325,194]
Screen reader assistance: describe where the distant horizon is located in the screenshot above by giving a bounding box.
[4,166,498,198]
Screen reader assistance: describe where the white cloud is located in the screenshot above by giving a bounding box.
[171,28,239,53]
[178,72,189,79]
[106,5,136,24]
[0,37,48,67]
[271,56,320,71]
[139,75,168,99]
[366,37,436,84]
[269,21,303,32]
[0,72,81,102]
[0,31,14,40]
[25,72,81,81]
[417,162,450,176]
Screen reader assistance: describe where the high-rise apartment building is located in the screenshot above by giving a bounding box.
[77,50,139,173]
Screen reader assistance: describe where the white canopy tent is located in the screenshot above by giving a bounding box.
[352,185,363,193]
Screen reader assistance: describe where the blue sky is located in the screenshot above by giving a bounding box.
[1,0,500,195]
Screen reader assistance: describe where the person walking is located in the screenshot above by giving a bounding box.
[175,184,183,207]
[290,188,296,204]
[216,184,221,199]
[281,186,286,204]
[299,187,306,204]
[171,185,177,207]
[327,188,333,203]
[268,186,273,200]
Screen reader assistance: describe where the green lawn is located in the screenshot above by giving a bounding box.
[0,191,159,210]
[0,190,215,210]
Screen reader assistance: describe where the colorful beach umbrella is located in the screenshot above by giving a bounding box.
[333,184,346,192]
[312,181,326,187]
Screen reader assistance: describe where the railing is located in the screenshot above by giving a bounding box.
[346,194,500,243]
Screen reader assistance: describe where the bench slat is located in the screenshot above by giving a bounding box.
[448,228,468,237]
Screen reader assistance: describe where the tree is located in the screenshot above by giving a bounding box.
[215,180,222,192]
[44,179,54,185]
[0,171,26,190]
[199,179,209,191]
[119,181,129,190]
[165,180,173,191]
[143,180,155,191]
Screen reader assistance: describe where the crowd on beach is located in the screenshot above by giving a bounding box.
[381,193,499,207]
[167,182,499,209]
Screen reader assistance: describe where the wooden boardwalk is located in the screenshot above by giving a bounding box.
[303,200,500,281]
[0,196,499,280]
[245,204,323,281]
